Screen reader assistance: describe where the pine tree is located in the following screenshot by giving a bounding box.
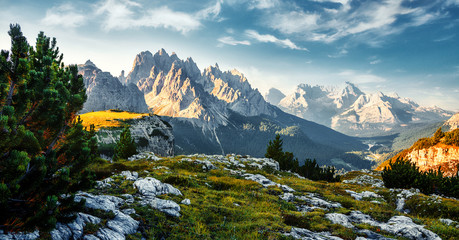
[0,24,95,231]
[113,126,137,161]
[433,127,445,144]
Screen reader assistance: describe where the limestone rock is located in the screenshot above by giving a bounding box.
[78,60,148,113]
[74,192,124,212]
[96,115,174,157]
[134,177,182,197]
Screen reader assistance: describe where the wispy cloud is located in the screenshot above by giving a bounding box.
[434,35,455,42]
[42,3,87,28]
[339,70,386,83]
[218,36,251,46]
[245,30,308,51]
[197,0,224,21]
[249,0,279,9]
[95,0,202,33]
[264,0,445,45]
[328,49,348,58]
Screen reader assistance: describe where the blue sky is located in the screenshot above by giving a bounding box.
[1,0,458,111]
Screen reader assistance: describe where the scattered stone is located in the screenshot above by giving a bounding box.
[120,171,138,181]
[96,177,114,189]
[0,230,40,240]
[128,152,162,161]
[280,193,295,202]
[75,192,124,212]
[390,188,419,213]
[325,213,354,228]
[140,197,181,217]
[122,208,136,215]
[181,199,191,205]
[243,173,295,192]
[326,211,441,240]
[296,194,341,209]
[345,190,382,201]
[105,210,139,236]
[50,213,101,240]
[284,227,343,240]
[342,174,384,188]
[133,177,182,197]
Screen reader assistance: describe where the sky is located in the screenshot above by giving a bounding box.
[1,0,458,111]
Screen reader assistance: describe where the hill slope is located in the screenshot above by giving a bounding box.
[377,128,459,176]
[3,153,457,239]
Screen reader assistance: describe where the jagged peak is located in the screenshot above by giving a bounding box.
[158,48,168,55]
[84,59,96,66]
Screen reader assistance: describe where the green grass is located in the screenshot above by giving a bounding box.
[84,154,459,240]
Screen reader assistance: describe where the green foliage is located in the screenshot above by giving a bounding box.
[433,127,445,144]
[382,157,459,198]
[265,134,339,182]
[113,126,137,161]
[443,129,459,147]
[0,24,97,232]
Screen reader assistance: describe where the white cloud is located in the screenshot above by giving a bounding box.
[249,0,279,9]
[245,30,308,51]
[95,0,205,34]
[218,36,251,46]
[42,3,87,28]
[370,59,381,65]
[265,0,443,44]
[197,0,224,21]
[328,49,348,58]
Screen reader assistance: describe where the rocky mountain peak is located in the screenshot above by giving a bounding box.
[84,59,96,67]
[78,60,149,114]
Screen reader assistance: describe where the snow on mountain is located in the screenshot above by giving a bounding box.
[77,60,149,113]
[273,82,454,136]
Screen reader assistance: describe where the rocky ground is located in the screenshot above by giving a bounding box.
[1,152,458,239]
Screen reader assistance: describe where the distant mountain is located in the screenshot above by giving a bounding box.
[78,60,148,113]
[122,49,368,168]
[443,113,459,131]
[272,82,453,137]
[264,88,286,105]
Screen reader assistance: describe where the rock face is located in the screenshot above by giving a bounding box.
[273,82,453,136]
[125,49,274,127]
[443,112,459,131]
[123,49,366,166]
[78,60,149,113]
[405,146,459,177]
[96,115,174,157]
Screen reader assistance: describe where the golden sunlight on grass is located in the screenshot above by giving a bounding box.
[79,110,149,131]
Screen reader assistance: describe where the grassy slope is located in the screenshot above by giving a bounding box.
[79,110,149,131]
[87,155,459,240]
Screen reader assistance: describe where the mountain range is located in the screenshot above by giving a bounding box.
[265,83,454,137]
[78,49,369,169]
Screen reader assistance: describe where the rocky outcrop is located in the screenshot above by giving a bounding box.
[96,115,174,157]
[443,112,459,131]
[405,146,459,177]
[274,82,453,136]
[78,60,148,113]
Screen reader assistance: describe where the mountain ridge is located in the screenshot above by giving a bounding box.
[268,83,454,137]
